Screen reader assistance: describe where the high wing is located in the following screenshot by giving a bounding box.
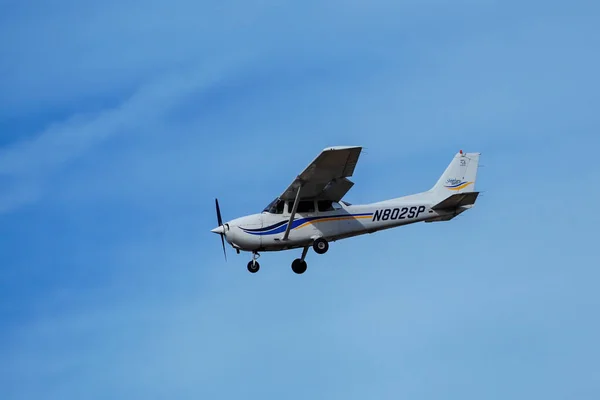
[279,146,362,202]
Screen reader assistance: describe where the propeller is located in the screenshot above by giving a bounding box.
[215,198,227,261]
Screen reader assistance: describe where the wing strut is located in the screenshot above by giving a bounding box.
[282,182,303,240]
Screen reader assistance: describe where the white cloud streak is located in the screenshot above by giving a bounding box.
[0,52,255,213]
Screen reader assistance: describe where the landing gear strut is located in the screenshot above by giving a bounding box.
[291,246,309,274]
[247,252,260,273]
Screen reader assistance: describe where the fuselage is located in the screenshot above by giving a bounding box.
[219,193,460,252]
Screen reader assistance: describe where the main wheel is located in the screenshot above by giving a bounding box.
[247,260,260,273]
[291,259,307,274]
[312,238,329,254]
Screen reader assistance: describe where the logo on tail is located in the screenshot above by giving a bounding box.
[444,178,473,191]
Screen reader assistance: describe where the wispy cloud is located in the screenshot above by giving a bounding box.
[0,52,254,213]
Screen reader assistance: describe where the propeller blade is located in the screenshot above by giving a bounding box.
[215,198,223,227]
[220,233,227,261]
[215,198,227,261]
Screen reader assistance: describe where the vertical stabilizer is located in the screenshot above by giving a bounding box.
[430,151,480,198]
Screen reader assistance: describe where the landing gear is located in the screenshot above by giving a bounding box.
[245,241,330,275]
[247,252,260,273]
[291,245,310,274]
[313,237,329,254]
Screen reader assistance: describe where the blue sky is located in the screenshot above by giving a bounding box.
[1,0,599,398]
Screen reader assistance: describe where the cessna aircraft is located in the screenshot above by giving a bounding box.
[212,146,480,274]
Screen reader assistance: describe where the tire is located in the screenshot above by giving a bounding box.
[291,259,307,274]
[247,260,260,273]
[312,238,329,254]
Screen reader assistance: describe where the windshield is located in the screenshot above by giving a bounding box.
[262,198,277,213]
[262,198,285,214]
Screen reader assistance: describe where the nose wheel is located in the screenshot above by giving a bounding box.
[247,260,260,273]
[247,252,260,273]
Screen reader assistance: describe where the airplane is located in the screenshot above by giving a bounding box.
[211,146,481,274]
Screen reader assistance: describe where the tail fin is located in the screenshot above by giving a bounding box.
[430,151,480,198]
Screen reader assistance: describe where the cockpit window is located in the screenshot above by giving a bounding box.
[262,198,285,214]
[287,200,315,213]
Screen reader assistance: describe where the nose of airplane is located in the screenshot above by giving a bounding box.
[211,226,225,234]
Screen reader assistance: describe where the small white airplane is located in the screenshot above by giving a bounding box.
[212,146,481,274]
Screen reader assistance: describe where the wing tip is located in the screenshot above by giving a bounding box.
[323,145,362,152]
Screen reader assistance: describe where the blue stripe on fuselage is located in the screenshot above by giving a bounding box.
[239,213,373,236]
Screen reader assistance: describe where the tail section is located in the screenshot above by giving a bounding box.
[430,150,480,198]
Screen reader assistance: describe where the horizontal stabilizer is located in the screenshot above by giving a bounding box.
[432,192,479,211]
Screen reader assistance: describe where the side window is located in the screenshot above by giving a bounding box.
[332,201,343,210]
[296,200,315,213]
[317,200,334,212]
[276,200,285,214]
[287,200,317,213]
